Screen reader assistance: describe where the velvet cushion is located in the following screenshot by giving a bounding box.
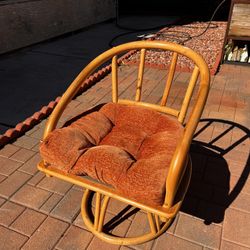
[100,102,168,135]
[40,103,183,206]
[71,111,112,144]
[71,145,134,186]
[40,127,92,172]
[100,125,147,159]
[137,131,180,159]
[117,153,173,205]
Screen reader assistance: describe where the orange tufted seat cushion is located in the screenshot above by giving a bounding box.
[40,103,184,206]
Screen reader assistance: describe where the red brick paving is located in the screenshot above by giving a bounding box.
[50,189,82,222]
[0,201,25,227]
[21,217,69,250]
[56,225,93,250]
[13,135,39,150]
[28,171,45,186]
[0,197,5,206]
[37,176,73,195]
[18,153,41,175]
[0,144,20,157]
[0,225,28,250]
[223,208,250,247]
[11,184,52,209]
[10,208,46,236]
[40,193,63,214]
[0,64,249,249]
[0,156,22,176]
[175,213,222,249]
[153,233,203,250]
[0,171,31,198]
[10,148,36,163]
[220,240,250,250]
[0,174,7,183]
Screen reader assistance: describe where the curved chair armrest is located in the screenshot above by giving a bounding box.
[164,78,210,208]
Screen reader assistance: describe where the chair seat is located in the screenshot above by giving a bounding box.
[40,103,183,206]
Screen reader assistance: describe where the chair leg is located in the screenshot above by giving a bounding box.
[147,212,157,234]
[154,214,161,232]
[81,189,175,245]
[97,195,110,232]
[94,192,101,230]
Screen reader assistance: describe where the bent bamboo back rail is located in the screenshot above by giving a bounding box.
[39,41,210,245]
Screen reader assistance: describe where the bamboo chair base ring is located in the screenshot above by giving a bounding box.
[79,159,192,245]
[81,189,174,245]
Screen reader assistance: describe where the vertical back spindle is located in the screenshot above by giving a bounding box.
[94,192,101,230]
[161,52,178,106]
[112,55,118,102]
[178,66,200,123]
[135,49,146,101]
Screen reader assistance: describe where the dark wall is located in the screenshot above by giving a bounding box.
[118,0,231,20]
[0,0,115,54]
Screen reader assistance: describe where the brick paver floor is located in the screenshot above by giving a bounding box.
[0,63,249,250]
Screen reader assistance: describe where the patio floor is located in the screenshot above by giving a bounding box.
[0,62,249,250]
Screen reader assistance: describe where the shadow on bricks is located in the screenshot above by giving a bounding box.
[84,190,140,234]
[182,118,250,225]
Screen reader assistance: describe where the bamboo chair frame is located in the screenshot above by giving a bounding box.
[38,41,210,245]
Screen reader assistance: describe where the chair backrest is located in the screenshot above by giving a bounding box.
[110,42,210,125]
[43,41,210,139]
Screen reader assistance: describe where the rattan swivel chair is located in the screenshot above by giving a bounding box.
[38,41,210,245]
